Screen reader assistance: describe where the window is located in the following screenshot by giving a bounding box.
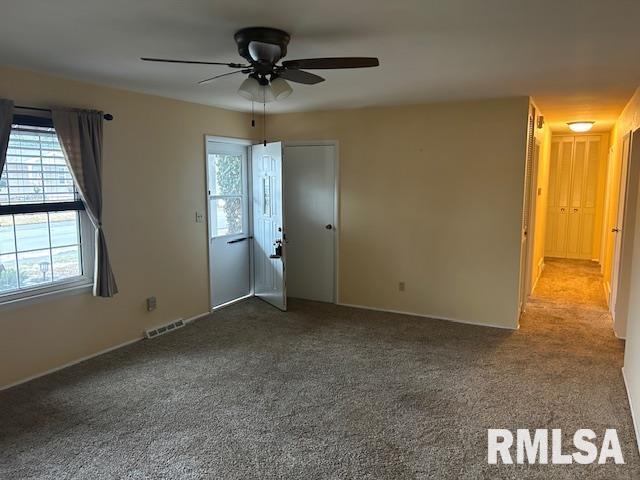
[0,117,93,301]
[208,153,245,237]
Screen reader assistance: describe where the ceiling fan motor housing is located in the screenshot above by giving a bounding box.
[234,27,290,66]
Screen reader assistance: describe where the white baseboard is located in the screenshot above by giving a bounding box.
[337,302,518,331]
[0,336,142,392]
[622,367,640,456]
[185,311,212,324]
[604,280,612,308]
[1,310,210,392]
[531,259,545,293]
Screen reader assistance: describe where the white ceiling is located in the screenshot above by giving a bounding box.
[1,0,639,131]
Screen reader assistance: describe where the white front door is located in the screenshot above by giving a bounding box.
[284,144,336,303]
[252,141,286,311]
[207,141,251,308]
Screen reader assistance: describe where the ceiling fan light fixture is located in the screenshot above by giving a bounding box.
[567,121,595,133]
[258,85,276,104]
[270,77,292,100]
[238,76,261,100]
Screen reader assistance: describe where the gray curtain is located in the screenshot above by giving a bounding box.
[0,99,13,176]
[52,108,118,297]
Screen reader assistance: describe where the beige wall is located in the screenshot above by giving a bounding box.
[0,66,252,387]
[621,87,640,447]
[269,97,530,329]
[0,67,531,388]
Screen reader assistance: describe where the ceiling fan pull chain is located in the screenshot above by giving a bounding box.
[251,101,255,127]
[263,94,267,147]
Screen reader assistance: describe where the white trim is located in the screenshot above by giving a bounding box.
[0,310,210,391]
[622,367,640,455]
[337,302,518,331]
[523,137,541,300]
[184,311,211,324]
[0,336,141,392]
[205,135,252,146]
[0,282,92,312]
[531,258,545,294]
[212,293,252,311]
[604,280,612,307]
[283,140,340,304]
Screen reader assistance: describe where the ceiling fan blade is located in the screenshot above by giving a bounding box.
[279,69,325,85]
[198,70,252,85]
[281,57,379,70]
[141,57,248,68]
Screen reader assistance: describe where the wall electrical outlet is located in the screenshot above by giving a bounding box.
[195,211,205,223]
[146,296,157,312]
[399,281,406,292]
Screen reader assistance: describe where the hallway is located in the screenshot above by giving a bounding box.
[531,258,608,309]
[519,257,637,473]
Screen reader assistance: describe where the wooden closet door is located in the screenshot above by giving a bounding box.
[545,137,574,257]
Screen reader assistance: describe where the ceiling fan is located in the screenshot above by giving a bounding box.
[141,27,380,103]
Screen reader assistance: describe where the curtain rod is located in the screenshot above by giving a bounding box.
[14,105,114,121]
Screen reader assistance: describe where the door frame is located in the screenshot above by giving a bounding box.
[611,129,638,337]
[204,135,254,311]
[523,139,541,299]
[519,109,537,315]
[610,131,633,317]
[283,140,340,303]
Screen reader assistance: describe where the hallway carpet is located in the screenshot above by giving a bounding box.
[1,261,637,479]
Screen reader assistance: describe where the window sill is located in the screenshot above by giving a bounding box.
[0,280,93,312]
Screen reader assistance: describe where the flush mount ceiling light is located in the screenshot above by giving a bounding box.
[567,121,595,133]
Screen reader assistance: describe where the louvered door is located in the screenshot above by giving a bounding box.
[545,135,602,259]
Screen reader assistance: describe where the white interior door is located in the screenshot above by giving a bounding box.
[519,112,536,311]
[566,136,601,259]
[545,135,603,260]
[252,141,286,311]
[284,144,336,303]
[523,141,540,297]
[207,141,251,308]
[611,132,633,317]
[546,137,573,257]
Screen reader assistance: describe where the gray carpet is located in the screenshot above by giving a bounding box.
[1,260,638,479]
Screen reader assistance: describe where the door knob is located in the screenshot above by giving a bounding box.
[612,228,621,233]
[325,224,333,230]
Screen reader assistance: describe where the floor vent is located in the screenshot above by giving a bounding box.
[145,319,185,339]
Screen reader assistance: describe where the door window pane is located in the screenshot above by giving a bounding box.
[262,176,272,217]
[212,197,242,237]
[209,154,242,195]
